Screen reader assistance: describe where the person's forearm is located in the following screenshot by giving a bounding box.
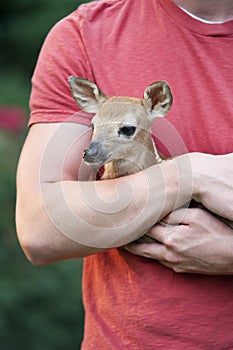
[17,154,194,265]
[41,156,194,248]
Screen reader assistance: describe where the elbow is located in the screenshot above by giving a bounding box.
[18,236,51,267]
[19,238,51,267]
[16,222,53,267]
[16,198,59,266]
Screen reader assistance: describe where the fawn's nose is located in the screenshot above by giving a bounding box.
[83,142,101,163]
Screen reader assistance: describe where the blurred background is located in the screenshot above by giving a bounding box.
[0,0,91,348]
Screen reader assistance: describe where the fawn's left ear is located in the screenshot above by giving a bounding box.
[68,76,107,113]
[143,81,173,123]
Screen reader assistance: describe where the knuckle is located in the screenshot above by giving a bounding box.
[163,235,178,250]
[164,251,180,264]
[163,235,173,247]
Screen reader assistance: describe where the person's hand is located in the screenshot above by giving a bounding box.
[191,152,233,220]
[125,207,233,274]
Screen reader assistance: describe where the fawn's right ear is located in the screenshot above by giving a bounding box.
[143,81,173,123]
[68,76,107,113]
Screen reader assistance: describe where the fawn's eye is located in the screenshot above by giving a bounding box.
[119,126,136,137]
[90,123,94,130]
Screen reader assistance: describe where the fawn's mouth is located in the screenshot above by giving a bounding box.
[83,148,113,166]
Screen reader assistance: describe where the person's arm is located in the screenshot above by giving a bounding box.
[16,122,193,266]
[191,152,233,221]
[125,207,233,274]
[125,152,233,275]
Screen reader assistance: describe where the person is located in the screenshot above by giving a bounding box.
[15,0,233,348]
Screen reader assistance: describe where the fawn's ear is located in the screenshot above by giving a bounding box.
[68,76,107,113]
[143,81,173,123]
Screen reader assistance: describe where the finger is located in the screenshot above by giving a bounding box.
[125,242,182,268]
[124,241,167,260]
[147,222,180,243]
[162,208,191,225]
[158,261,189,273]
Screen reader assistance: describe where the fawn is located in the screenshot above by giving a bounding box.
[68,77,173,243]
[68,77,172,179]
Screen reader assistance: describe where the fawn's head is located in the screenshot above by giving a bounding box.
[68,77,173,167]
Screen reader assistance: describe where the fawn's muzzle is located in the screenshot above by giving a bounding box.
[83,141,107,164]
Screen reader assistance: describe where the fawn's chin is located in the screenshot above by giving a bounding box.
[85,153,115,168]
[85,159,104,168]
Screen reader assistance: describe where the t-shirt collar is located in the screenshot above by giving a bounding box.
[159,0,233,36]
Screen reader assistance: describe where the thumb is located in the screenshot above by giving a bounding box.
[162,208,190,226]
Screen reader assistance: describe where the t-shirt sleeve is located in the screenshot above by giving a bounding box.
[29,8,94,127]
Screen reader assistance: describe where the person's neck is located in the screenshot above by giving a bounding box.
[173,0,233,23]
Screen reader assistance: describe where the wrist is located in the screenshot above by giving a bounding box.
[189,152,203,201]
[156,154,195,210]
[189,152,216,202]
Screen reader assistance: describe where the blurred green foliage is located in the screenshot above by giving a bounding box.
[0,0,92,349]
[0,0,91,109]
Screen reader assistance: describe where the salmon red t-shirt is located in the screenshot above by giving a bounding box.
[29,0,233,349]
